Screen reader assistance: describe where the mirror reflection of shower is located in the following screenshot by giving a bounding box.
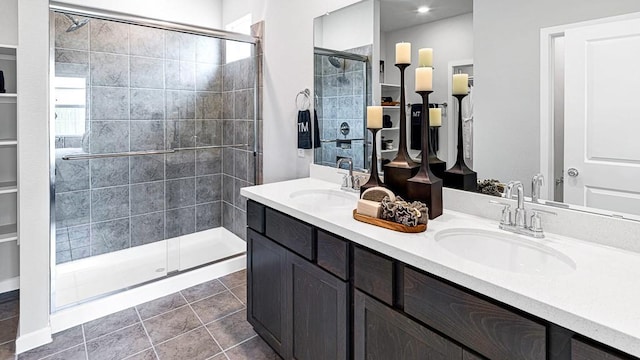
[63,14,90,32]
[328,56,349,85]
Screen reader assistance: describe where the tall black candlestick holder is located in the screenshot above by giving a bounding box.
[360,127,384,194]
[428,125,446,179]
[407,90,443,219]
[383,63,419,198]
[443,94,477,191]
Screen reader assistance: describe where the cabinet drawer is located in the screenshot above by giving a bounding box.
[572,338,634,360]
[353,246,393,306]
[316,230,349,281]
[265,208,314,260]
[354,290,462,360]
[246,200,265,233]
[404,267,546,360]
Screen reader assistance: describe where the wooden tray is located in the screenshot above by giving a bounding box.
[353,210,426,233]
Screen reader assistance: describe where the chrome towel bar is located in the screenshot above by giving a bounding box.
[61,144,249,161]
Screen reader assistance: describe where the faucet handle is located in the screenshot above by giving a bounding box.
[529,208,557,232]
[353,175,365,191]
[489,200,512,226]
[341,173,352,189]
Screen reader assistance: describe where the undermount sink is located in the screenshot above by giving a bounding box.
[435,228,576,276]
[289,189,358,209]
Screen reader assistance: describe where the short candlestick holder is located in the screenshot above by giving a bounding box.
[360,127,384,194]
[407,90,443,219]
[383,63,419,199]
[428,125,446,179]
[443,94,477,191]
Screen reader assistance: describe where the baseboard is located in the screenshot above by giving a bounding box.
[15,326,53,354]
[0,276,19,294]
[50,255,246,334]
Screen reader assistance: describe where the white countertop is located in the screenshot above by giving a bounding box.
[241,177,640,357]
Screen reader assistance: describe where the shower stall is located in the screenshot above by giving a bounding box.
[50,5,260,309]
[313,46,371,170]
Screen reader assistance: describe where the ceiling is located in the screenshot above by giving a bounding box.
[380,0,473,32]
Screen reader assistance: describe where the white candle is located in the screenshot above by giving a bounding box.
[367,106,383,129]
[418,48,433,67]
[452,73,469,95]
[395,42,411,64]
[415,67,433,91]
[429,108,442,127]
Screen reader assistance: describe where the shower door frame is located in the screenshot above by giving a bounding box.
[48,2,260,311]
[313,47,370,169]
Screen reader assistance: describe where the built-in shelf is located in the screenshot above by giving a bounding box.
[0,224,18,244]
[381,83,400,88]
[0,181,17,194]
[381,149,396,153]
[381,127,399,131]
[0,44,18,247]
[382,105,400,109]
[0,139,17,146]
[0,46,17,55]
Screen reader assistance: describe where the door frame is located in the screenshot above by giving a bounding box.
[539,11,640,200]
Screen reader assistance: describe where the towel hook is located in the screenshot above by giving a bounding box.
[296,88,311,111]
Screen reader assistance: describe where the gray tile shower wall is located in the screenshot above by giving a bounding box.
[314,44,372,170]
[53,13,263,264]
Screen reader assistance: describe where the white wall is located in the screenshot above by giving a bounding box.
[252,0,364,182]
[473,0,640,185]
[222,0,250,28]
[315,1,374,51]
[56,0,222,28]
[17,0,52,352]
[383,13,473,163]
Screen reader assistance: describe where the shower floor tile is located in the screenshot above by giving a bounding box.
[12,270,280,360]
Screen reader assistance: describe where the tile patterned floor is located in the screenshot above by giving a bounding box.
[1,270,280,360]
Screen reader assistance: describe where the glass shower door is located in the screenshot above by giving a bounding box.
[51,11,256,309]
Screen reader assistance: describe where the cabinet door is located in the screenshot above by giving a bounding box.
[354,290,462,360]
[247,228,287,356]
[286,252,349,360]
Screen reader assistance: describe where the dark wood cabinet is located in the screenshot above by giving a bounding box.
[247,228,288,355]
[286,252,349,360]
[247,212,348,360]
[572,338,634,360]
[353,246,394,306]
[354,290,462,360]
[247,202,639,360]
[404,267,546,360]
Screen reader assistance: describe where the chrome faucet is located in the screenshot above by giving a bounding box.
[336,158,362,192]
[531,173,544,203]
[491,180,556,238]
[505,181,526,228]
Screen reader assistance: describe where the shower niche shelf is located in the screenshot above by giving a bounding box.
[0,44,18,245]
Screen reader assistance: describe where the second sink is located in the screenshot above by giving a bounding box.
[435,228,576,276]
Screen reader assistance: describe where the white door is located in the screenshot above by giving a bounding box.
[564,18,640,216]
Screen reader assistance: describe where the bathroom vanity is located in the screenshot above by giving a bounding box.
[241,178,640,360]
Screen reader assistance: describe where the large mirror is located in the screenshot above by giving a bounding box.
[313,0,640,221]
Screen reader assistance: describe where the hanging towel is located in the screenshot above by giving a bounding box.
[410,103,422,150]
[297,110,312,149]
[313,110,321,148]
